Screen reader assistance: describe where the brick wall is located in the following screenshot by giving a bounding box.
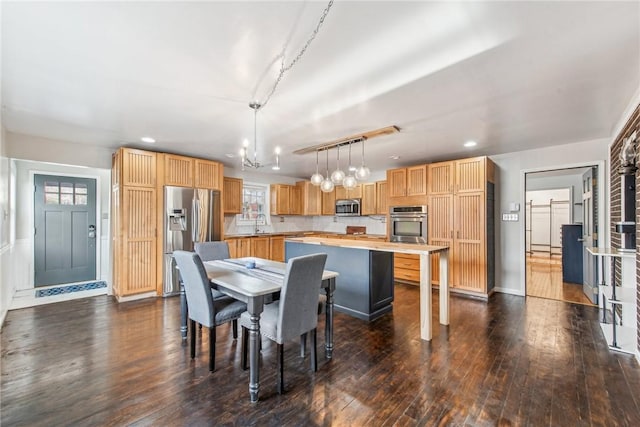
[609,103,640,352]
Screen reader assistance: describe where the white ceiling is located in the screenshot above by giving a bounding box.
[2,1,639,179]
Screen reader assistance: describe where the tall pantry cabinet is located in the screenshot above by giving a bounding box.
[112,148,158,299]
[428,156,495,295]
[112,147,224,300]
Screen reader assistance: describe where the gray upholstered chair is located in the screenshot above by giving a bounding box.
[240,253,328,394]
[173,250,247,372]
[194,241,232,300]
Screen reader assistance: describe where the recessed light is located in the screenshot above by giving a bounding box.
[141,136,156,144]
[389,155,400,160]
[225,153,235,158]
[464,140,477,148]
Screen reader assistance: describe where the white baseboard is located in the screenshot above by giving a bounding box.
[116,291,157,303]
[10,286,108,310]
[493,287,526,296]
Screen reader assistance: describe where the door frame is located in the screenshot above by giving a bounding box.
[519,160,607,297]
[28,170,105,292]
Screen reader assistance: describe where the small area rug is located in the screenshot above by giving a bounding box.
[35,281,107,298]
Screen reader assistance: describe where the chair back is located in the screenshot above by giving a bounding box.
[173,251,214,328]
[277,253,327,343]
[194,241,230,262]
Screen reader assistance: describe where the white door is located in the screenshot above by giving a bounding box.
[582,167,598,303]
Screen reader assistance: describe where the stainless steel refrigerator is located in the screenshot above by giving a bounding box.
[163,186,221,296]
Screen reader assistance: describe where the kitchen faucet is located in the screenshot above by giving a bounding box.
[254,213,267,234]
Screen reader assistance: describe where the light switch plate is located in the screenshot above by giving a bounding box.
[502,213,519,222]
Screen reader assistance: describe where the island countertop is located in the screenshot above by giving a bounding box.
[285,236,449,255]
[286,236,450,341]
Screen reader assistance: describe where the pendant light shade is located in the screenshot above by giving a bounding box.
[310,150,324,185]
[330,145,345,184]
[320,149,335,193]
[356,139,371,180]
[343,141,358,189]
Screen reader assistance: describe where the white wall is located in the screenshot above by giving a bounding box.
[491,138,609,295]
[0,0,11,326]
[6,132,113,170]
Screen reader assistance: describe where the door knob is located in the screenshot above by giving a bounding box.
[88,225,96,239]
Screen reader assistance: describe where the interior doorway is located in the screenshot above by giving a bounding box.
[524,166,597,305]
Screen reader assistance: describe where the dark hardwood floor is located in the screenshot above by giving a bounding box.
[2,284,639,426]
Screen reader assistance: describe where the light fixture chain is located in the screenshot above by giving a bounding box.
[260,0,334,109]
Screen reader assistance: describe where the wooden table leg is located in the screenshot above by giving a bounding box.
[439,249,450,326]
[247,295,264,403]
[324,277,335,359]
[420,253,432,341]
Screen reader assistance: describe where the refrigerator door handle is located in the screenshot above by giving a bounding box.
[192,198,198,243]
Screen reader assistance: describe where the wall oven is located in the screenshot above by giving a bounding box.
[390,205,428,244]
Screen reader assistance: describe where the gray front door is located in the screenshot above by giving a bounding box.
[582,167,598,303]
[34,175,97,287]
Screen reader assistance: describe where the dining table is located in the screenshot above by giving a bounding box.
[199,257,338,403]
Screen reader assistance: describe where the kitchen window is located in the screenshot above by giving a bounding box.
[236,182,269,225]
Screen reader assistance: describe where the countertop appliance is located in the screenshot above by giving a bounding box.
[163,186,221,296]
[335,199,361,216]
[390,205,428,244]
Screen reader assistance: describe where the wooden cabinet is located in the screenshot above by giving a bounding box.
[376,181,388,214]
[194,159,223,190]
[226,238,251,258]
[164,154,193,187]
[223,177,243,214]
[427,156,495,295]
[111,148,158,299]
[387,164,428,205]
[335,184,362,200]
[227,235,284,261]
[121,148,157,187]
[428,161,454,195]
[270,184,291,215]
[250,237,270,259]
[289,184,303,215]
[361,183,377,215]
[270,236,285,262]
[321,188,336,215]
[394,253,420,283]
[297,181,321,216]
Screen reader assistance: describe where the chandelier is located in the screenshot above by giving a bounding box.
[239,102,281,171]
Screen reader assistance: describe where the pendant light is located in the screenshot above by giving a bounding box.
[320,149,335,193]
[343,141,358,189]
[310,150,324,185]
[355,139,371,180]
[330,145,345,184]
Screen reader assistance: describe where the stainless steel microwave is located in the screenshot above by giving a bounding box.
[335,199,361,216]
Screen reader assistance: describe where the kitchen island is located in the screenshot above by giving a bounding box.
[285,237,450,341]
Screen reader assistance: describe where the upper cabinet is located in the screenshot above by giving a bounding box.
[335,184,362,200]
[361,183,377,215]
[427,161,454,195]
[270,184,291,215]
[223,177,243,214]
[194,159,223,190]
[121,148,157,188]
[290,184,303,215]
[321,188,336,215]
[297,181,322,216]
[164,154,194,187]
[455,157,490,193]
[376,181,388,215]
[387,164,428,205]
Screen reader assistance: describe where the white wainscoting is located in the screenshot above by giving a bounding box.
[0,243,15,327]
